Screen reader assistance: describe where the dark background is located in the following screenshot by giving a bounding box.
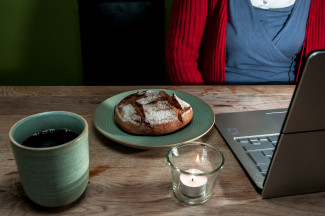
[79,0,169,85]
[0,0,173,85]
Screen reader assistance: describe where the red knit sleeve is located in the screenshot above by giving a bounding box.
[297,0,325,81]
[165,0,208,85]
[304,0,325,55]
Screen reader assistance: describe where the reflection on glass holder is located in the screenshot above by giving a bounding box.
[167,142,224,205]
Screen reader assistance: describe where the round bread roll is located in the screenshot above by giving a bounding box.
[114,90,193,135]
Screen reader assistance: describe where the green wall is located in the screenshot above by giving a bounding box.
[0,0,83,85]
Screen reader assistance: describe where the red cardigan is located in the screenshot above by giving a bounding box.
[165,0,325,85]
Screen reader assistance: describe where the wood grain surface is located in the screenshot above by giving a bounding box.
[0,86,324,216]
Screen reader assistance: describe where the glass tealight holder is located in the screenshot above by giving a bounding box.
[167,142,224,205]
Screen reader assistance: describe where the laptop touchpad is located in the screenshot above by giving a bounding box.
[266,111,287,128]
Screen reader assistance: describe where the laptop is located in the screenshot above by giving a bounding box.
[214,50,325,198]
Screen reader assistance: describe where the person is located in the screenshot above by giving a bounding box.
[165,0,325,85]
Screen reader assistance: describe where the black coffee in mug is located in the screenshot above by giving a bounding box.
[21,128,79,148]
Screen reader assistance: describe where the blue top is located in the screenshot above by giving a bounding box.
[225,0,311,84]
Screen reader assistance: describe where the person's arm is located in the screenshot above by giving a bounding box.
[297,0,325,82]
[165,0,208,85]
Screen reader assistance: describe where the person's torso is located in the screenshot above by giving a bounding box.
[225,0,311,84]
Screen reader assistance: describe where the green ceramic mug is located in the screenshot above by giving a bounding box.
[9,111,89,207]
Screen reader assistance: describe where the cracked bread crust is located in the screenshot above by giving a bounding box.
[114,90,193,135]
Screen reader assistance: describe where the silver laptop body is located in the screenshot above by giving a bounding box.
[215,50,325,198]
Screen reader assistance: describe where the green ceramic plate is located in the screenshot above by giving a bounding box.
[93,89,215,149]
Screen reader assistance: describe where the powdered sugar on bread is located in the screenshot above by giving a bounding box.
[143,101,178,125]
[173,94,191,109]
[116,104,141,125]
[137,90,165,105]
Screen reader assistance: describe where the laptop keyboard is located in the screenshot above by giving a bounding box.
[235,134,279,176]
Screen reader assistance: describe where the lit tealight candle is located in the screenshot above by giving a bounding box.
[179,154,207,197]
[180,169,207,197]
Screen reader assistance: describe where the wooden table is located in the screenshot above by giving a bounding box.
[0,86,324,215]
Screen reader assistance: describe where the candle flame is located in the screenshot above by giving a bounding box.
[195,154,200,164]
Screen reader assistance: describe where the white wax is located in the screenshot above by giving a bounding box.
[180,169,208,197]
